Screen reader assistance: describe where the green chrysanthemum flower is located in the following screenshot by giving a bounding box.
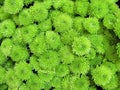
[92,65,113,86]
[0,19,15,37]
[14,61,32,80]
[45,31,61,50]
[75,1,89,17]
[1,38,13,56]
[29,1,48,22]
[0,66,6,84]
[89,1,109,18]
[55,64,69,77]
[59,46,74,64]
[0,48,7,65]
[38,19,52,32]
[29,33,46,56]
[70,57,90,75]
[83,17,100,34]
[21,24,38,44]
[19,9,33,26]
[38,50,60,70]
[53,13,73,33]
[10,45,29,62]
[4,0,24,14]
[72,36,91,56]
[103,14,116,29]
[71,76,90,90]
[73,17,84,33]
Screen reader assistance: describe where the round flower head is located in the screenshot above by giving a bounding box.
[59,46,74,64]
[83,17,100,34]
[71,76,90,90]
[70,57,90,75]
[61,29,79,45]
[0,6,10,21]
[61,0,74,14]
[102,74,118,90]
[103,14,116,29]
[92,65,113,86]
[75,1,89,17]
[45,31,61,50]
[72,36,91,56]
[0,19,15,37]
[0,48,7,65]
[89,1,109,18]
[55,64,69,77]
[14,61,32,80]
[29,1,48,22]
[21,24,38,44]
[10,45,29,62]
[1,38,13,56]
[53,0,64,9]
[4,0,24,14]
[73,17,84,33]
[0,66,6,84]
[53,13,73,33]
[19,9,33,26]
[29,33,46,56]
[38,50,60,70]
[38,19,52,32]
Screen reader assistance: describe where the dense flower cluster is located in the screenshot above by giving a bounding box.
[0,0,120,90]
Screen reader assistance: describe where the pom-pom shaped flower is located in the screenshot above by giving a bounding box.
[73,17,84,33]
[38,19,52,32]
[14,61,32,80]
[75,1,89,17]
[19,9,33,26]
[0,48,7,65]
[53,0,64,9]
[38,69,54,82]
[29,1,48,22]
[45,31,61,50]
[53,13,73,33]
[19,83,29,90]
[70,57,90,75]
[72,36,91,56]
[102,74,118,90]
[38,50,60,70]
[51,76,62,89]
[83,17,100,34]
[59,46,74,64]
[1,38,13,56]
[71,75,90,90]
[55,64,69,77]
[89,1,109,18]
[61,29,79,45]
[10,45,29,62]
[4,0,24,14]
[12,28,23,44]
[0,6,10,21]
[5,69,21,89]
[103,14,116,29]
[29,33,46,56]
[21,24,38,44]
[61,75,71,90]
[0,66,6,84]
[92,65,113,86]
[0,19,15,37]
[61,0,74,14]
[26,74,45,90]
